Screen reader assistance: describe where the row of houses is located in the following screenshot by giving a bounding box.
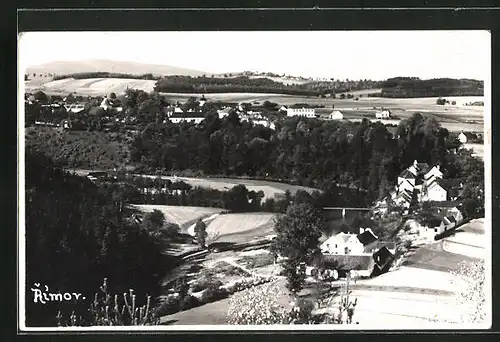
[381,160,462,210]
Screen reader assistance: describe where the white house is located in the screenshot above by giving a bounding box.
[174,107,184,113]
[286,106,316,118]
[321,233,364,255]
[64,103,85,113]
[375,109,391,119]
[329,110,344,120]
[397,169,416,189]
[423,181,447,202]
[216,107,232,119]
[279,105,288,112]
[393,189,413,208]
[321,228,378,255]
[458,131,468,144]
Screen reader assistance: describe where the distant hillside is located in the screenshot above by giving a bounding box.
[26,59,207,78]
[380,77,484,98]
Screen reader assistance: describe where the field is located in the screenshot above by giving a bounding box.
[141,175,318,201]
[463,143,485,159]
[132,204,223,229]
[205,213,277,243]
[26,77,157,96]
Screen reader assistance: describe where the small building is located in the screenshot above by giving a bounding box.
[375,109,391,119]
[458,131,468,144]
[329,110,344,120]
[217,107,233,119]
[372,246,395,276]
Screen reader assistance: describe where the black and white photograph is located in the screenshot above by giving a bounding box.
[18,30,491,331]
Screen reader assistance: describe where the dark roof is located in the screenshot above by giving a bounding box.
[357,229,378,246]
[322,254,375,271]
[416,162,429,172]
[399,169,415,179]
[372,247,395,276]
[289,103,313,109]
[373,246,395,268]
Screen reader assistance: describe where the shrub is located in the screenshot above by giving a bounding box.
[155,295,181,316]
[180,295,200,311]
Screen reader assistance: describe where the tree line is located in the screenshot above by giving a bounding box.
[380,77,484,98]
[153,75,322,96]
[129,111,480,205]
[53,72,158,81]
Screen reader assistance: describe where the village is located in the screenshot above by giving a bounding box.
[21,30,488,329]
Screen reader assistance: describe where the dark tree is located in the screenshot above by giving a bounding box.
[271,202,324,294]
[194,219,208,247]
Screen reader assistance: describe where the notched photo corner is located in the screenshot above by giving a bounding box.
[18,30,491,331]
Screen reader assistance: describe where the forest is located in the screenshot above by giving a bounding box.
[380,77,484,98]
[153,75,322,96]
[129,111,481,205]
[53,72,158,81]
[25,152,172,326]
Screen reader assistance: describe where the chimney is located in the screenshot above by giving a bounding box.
[359,228,364,234]
[437,164,440,171]
[413,160,418,167]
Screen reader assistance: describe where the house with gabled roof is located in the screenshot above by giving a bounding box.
[423,179,447,202]
[424,165,443,185]
[393,189,413,208]
[398,169,416,188]
[321,228,380,256]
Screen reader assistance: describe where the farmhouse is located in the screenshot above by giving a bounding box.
[322,254,375,278]
[329,110,344,120]
[286,104,316,118]
[321,228,378,255]
[375,109,391,119]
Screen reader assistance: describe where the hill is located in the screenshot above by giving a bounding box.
[26,59,207,78]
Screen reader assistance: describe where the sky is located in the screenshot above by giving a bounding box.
[18,30,490,81]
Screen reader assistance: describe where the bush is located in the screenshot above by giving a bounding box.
[180,295,200,311]
[155,296,180,316]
